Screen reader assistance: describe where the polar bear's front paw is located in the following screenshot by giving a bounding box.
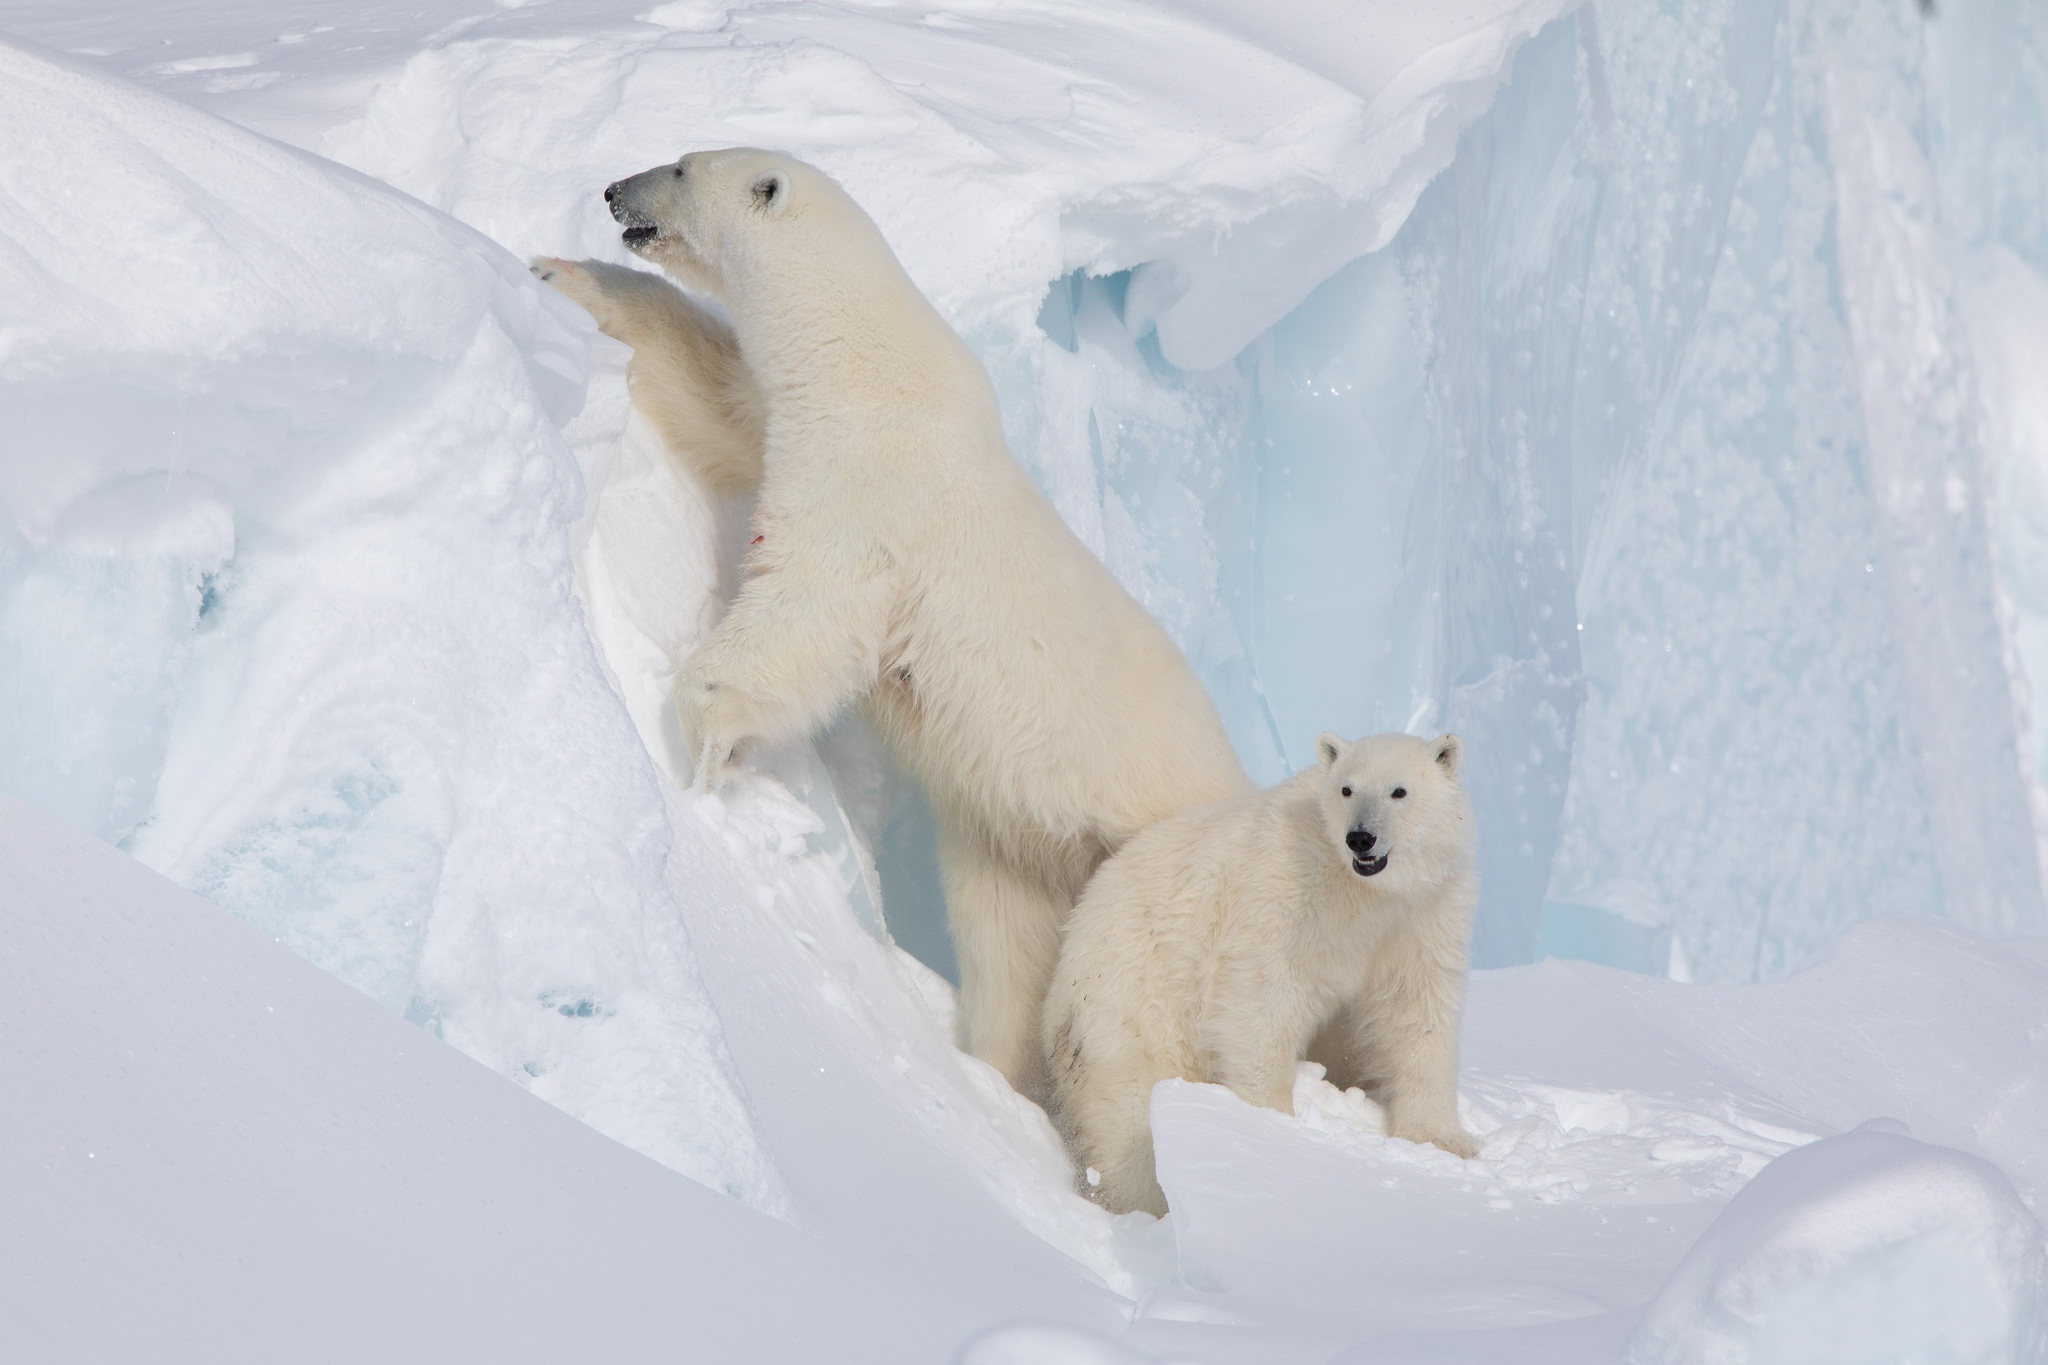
[676,674,748,790]
[530,256,616,327]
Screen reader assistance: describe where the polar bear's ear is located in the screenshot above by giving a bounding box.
[1315,732,1346,768]
[751,171,791,217]
[1433,734,1463,777]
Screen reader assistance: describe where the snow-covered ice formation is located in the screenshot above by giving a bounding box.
[0,36,781,1210]
[3,0,2048,1360]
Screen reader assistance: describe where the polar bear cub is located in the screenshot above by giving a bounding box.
[533,149,1247,1101]
[1042,731,1480,1216]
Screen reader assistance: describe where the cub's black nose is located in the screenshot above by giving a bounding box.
[604,181,620,203]
[1346,829,1377,854]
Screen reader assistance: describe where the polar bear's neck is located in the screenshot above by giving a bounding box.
[720,236,977,426]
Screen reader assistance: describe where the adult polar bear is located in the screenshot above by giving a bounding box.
[536,149,1247,1097]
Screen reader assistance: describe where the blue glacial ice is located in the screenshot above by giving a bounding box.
[994,0,2048,980]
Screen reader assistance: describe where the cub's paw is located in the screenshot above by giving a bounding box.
[1424,1129,1480,1160]
[1389,1113,1479,1159]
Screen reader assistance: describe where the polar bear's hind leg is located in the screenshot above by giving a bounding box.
[942,832,1072,1102]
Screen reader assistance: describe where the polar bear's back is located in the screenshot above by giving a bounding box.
[861,439,1247,860]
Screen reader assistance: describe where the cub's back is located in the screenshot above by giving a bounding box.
[1052,778,1314,1013]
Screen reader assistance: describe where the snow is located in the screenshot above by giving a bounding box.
[1132,921,2048,1355]
[14,777,2045,1362]
[0,35,781,1210]
[1628,1124,2046,1365]
[0,792,993,1364]
[2,0,2048,1360]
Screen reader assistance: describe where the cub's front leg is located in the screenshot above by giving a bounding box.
[1205,1009,1305,1118]
[1354,926,1478,1158]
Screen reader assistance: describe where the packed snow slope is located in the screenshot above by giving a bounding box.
[3,2,2048,1362]
[0,793,1005,1365]
[9,791,2047,1363]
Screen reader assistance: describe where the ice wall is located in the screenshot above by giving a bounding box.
[1036,0,2048,979]
[1477,0,2048,974]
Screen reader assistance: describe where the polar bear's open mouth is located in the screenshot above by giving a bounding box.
[607,196,658,249]
[1352,853,1388,877]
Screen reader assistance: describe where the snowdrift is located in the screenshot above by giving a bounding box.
[0,36,778,1209]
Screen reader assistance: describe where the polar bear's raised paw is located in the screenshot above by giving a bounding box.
[529,256,619,328]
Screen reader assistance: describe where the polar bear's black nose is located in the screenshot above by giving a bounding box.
[604,181,619,203]
[1346,829,1377,854]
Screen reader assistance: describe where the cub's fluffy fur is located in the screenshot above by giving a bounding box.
[1043,732,1479,1215]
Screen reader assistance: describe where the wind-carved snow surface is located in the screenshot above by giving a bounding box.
[1629,1125,2048,1365]
[0,38,784,1212]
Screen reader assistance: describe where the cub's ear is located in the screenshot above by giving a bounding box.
[1316,732,1346,768]
[1433,733,1463,777]
[751,171,791,217]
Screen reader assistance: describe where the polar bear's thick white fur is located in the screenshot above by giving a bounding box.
[534,149,1246,1098]
[1042,731,1479,1216]
[530,257,765,499]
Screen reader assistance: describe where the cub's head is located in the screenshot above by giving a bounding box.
[1314,731,1472,889]
[601,147,846,298]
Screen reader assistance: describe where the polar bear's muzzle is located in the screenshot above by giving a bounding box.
[604,173,664,250]
[1345,827,1388,877]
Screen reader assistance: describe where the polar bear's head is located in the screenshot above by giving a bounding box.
[601,147,871,301]
[1314,731,1470,887]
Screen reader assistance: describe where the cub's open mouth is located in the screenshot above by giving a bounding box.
[621,224,657,247]
[1352,853,1388,877]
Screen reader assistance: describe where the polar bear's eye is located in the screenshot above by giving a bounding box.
[1391,787,1407,799]
[1340,786,1352,798]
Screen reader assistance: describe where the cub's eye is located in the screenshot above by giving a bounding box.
[1340,786,1352,798]
[1391,787,1407,799]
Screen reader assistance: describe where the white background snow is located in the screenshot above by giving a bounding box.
[2,1,2046,1361]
